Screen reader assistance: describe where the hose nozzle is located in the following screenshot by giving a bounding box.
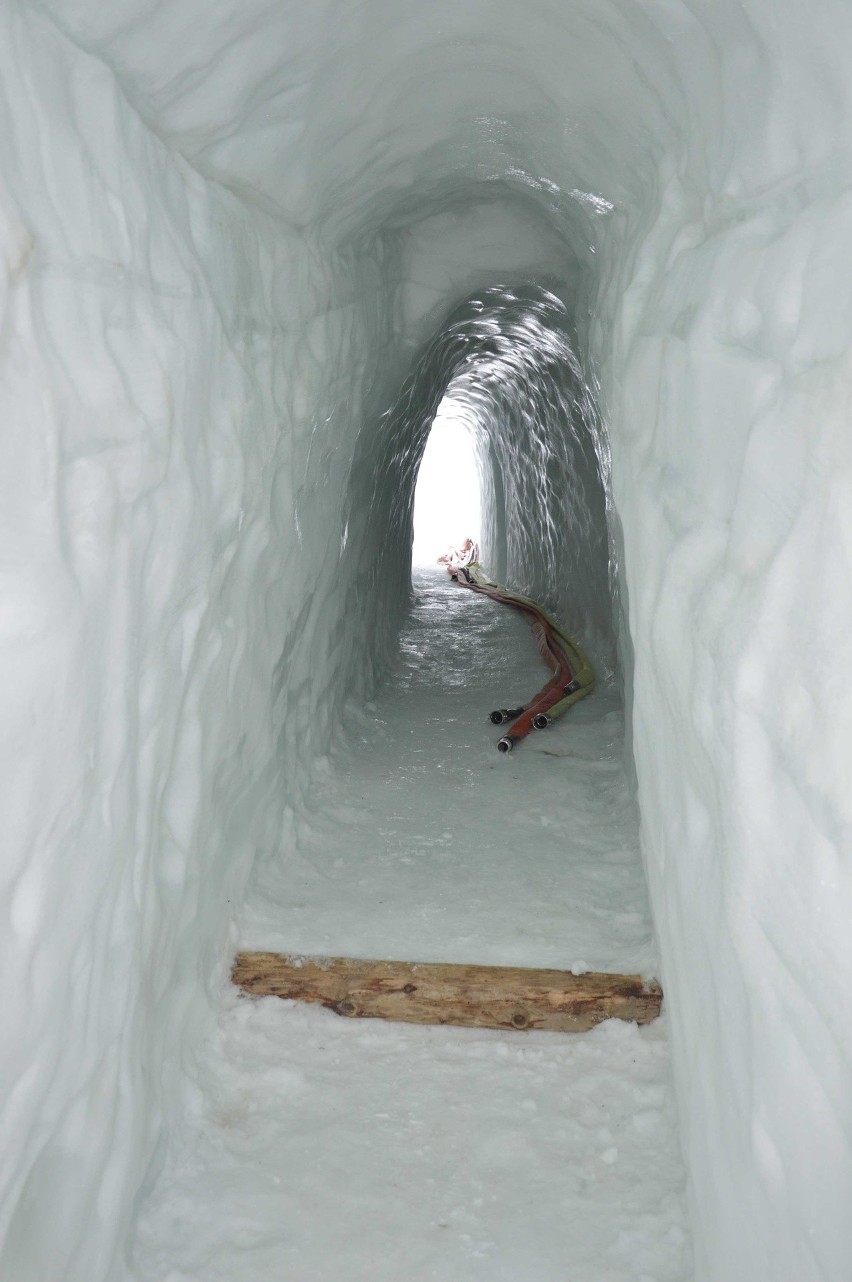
[489,706,525,725]
[497,735,516,754]
[532,713,552,730]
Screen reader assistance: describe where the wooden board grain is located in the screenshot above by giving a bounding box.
[232,952,662,1033]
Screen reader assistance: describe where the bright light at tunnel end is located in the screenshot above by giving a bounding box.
[412,397,482,565]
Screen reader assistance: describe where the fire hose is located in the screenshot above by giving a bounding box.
[453,563,594,752]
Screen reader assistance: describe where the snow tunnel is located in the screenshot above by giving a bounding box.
[347,284,617,682]
[2,2,851,1280]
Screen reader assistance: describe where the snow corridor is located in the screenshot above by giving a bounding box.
[3,3,852,1282]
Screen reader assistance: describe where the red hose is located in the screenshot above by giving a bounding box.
[455,570,575,751]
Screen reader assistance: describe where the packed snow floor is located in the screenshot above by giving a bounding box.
[132,568,690,1280]
[241,568,658,974]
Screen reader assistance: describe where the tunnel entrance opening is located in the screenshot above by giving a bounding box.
[411,396,482,567]
[357,285,621,693]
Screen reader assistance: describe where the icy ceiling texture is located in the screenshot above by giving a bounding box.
[2,1,851,1280]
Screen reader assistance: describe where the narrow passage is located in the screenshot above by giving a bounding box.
[133,569,690,1281]
[243,568,657,972]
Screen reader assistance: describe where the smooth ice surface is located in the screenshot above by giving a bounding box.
[4,1,852,1279]
[241,570,656,976]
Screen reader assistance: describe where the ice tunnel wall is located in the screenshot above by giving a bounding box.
[0,11,399,1278]
[3,2,852,1280]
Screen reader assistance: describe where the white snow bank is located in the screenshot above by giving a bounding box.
[3,1,852,1279]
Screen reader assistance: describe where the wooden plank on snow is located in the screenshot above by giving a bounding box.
[231,952,662,1032]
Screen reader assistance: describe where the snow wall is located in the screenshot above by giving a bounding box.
[2,2,851,1280]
